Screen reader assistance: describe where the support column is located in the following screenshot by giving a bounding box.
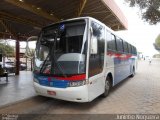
[15,39,20,75]
[31,58,33,71]
[25,56,27,71]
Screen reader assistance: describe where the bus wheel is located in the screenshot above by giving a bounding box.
[102,77,111,97]
[130,67,135,77]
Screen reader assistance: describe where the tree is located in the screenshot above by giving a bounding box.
[154,34,160,52]
[0,43,15,57]
[125,0,160,24]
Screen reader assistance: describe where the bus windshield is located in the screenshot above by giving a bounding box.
[34,20,87,76]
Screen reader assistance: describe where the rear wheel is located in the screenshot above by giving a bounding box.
[102,76,111,97]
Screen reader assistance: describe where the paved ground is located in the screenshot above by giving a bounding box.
[0,71,36,106]
[0,59,160,115]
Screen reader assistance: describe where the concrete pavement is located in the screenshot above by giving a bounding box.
[0,59,160,114]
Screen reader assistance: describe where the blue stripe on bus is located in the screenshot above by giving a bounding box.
[34,75,69,88]
[113,57,135,85]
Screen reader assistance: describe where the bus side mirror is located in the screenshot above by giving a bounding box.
[90,28,97,54]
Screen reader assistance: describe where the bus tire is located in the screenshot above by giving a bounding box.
[102,76,111,97]
[130,67,135,77]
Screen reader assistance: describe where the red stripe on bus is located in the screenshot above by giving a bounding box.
[54,74,86,81]
[107,51,132,60]
[48,77,52,81]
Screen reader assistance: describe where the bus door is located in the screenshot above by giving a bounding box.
[88,21,105,101]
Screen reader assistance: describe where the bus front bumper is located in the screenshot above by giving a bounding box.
[33,82,89,102]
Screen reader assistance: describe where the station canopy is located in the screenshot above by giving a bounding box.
[0,0,128,41]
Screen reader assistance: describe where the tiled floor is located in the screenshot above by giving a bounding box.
[0,71,36,107]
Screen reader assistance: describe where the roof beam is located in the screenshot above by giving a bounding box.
[0,20,17,39]
[112,26,122,31]
[0,20,31,40]
[0,20,13,35]
[78,0,87,16]
[0,32,31,40]
[102,14,113,22]
[0,11,42,28]
[110,23,121,28]
[86,5,104,13]
[82,10,110,15]
[106,19,118,27]
[0,32,13,39]
[5,0,59,22]
[0,32,12,35]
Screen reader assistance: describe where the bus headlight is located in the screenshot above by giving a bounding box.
[33,78,39,83]
[68,80,86,87]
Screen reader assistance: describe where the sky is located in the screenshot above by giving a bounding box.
[114,0,160,57]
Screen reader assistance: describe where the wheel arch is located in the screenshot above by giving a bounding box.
[106,72,113,87]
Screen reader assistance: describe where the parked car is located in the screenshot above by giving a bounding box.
[2,61,15,73]
[1,61,27,73]
[19,62,27,70]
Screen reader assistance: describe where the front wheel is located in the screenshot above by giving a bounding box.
[130,67,135,77]
[102,77,111,97]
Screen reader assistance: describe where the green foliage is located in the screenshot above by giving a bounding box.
[153,54,160,58]
[0,43,14,57]
[155,34,160,47]
[154,34,160,52]
[125,0,160,24]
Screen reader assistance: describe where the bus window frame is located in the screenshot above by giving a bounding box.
[115,37,124,54]
[123,41,129,54]
[106,31,117,52]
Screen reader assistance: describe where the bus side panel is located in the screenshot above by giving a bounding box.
[88,73,106,101]
[106,53,136,86]
[114,54,124,84]
[105,55,115,86]
[125,59,132,77]
[114,53,132,85]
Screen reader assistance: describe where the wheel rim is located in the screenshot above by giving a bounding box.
[132,68,135,75]
[105,80,110,94]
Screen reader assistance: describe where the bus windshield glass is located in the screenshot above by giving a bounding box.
[34,20,87,76]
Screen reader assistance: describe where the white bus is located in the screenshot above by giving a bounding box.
[33,17,137,102]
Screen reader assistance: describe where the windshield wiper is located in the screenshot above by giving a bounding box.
[39,52,50,73]
[50,31,67,78]
[51,53,67,77]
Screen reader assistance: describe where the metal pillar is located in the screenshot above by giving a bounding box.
[15,39,20,75]
[25,57,27,71]
[31,58,33,71]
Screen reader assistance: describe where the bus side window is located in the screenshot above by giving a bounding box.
[123,41,129,53]
[132,46,135,55]
[132,46,137,55]
[106,32,116,52]
[116,37,123,53]
[135,48,137,55]
[128,44,131,54]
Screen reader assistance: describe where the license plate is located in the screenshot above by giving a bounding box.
[47,90,56,96]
